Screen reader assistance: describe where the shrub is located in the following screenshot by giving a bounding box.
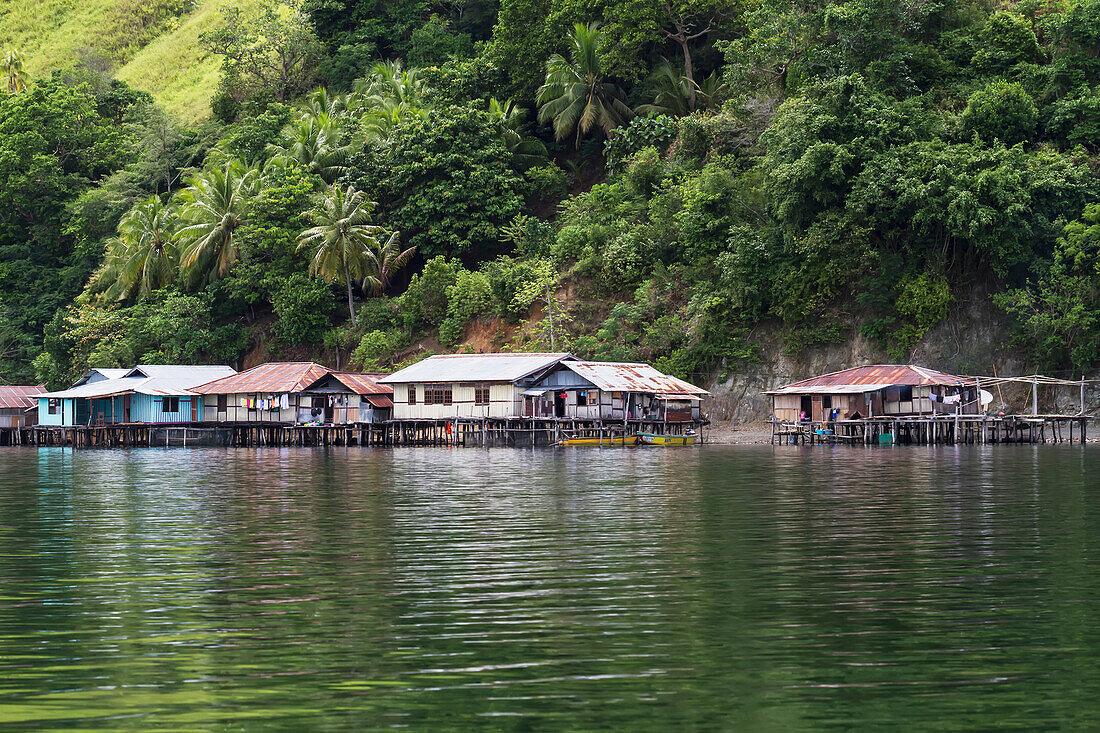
[523,164,569,202]
[604,114,677,171]
[624,146,666,198]
[399,256,459,332]
[351,329,411,371]
[961,80,1037,144]
[440,270,493,345]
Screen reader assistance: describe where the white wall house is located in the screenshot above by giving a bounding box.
[527,361,710,422]
[378,353,574,420]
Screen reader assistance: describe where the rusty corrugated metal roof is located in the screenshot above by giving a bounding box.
[767,365,975,394]
[562,362,710,396]
[364,395,394,408]
[191,362,331,395]
[327,372,393,396]
[0,385,45,410]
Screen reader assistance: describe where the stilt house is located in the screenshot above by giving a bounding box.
[379,353,574,419]
[191,362,332,424]
[765,365,980,422]
[0,386,45,428]
[36,365,237,426]
[526,361,710,421]
[300,372,394,424]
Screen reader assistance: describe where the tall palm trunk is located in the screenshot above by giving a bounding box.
[344,261,357,327]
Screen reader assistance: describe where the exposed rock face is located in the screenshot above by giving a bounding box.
[704,293,1100,425]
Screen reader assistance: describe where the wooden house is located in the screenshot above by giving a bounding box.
[191,362,332,424]
[37,365,237,426]
[0,386,45,428]
[378,353,574,420]
[300,372,394,424]
[525,361,709,421]
[765,365,980,422]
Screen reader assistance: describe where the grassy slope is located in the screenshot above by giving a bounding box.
[0,0,255,120]
[0,0,118,75]
[116,0,258,121]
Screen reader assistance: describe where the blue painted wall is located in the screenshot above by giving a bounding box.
[131,394,200,423]
[37,395,202,426]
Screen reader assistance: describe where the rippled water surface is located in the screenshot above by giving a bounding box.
[3,445,1100,729]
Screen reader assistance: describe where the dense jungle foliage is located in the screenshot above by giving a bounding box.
[3,0,1100,389]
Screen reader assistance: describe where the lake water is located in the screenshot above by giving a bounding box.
[2,445,1099,729]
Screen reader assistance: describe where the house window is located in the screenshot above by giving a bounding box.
[162,396,180,413]
[425,384,453,405]
[899,386,913,402]
[474,387,489,405]
[408,386,417,404]
[48,399,59,415]
[217,394,227,413]
[577,390,588,406]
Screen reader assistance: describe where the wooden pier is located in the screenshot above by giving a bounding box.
[772,414,1091,446]
[11,416,705,449]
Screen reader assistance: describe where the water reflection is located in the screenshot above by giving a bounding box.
[1,445,1098,729]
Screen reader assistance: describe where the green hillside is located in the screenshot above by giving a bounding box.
[3,0,1100,392]
[0,0,252,119]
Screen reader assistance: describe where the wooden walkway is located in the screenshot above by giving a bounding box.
[11,417,706,449]
[772,415,1091,446]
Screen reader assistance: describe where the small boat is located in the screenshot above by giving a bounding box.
[556,435,638,447]
[637,432,697,446]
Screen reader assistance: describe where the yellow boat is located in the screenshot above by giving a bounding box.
[556,435,638,447]
[637,432,697,446]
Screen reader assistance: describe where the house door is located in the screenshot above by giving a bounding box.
[123,394,131,423]
[554,391,566,418]
[524,396,533,417]
[191,398,199,422]
[800,396,812,421]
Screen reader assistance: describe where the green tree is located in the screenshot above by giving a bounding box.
[0,82,134,381]
[297,184,386,326]
[91,196,179,301]
[201,0,324,105]
[536,22,634,147]
[359,105,524,256]
[175,159,259,283]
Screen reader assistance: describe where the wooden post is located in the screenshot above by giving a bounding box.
[1032,379,1038,416]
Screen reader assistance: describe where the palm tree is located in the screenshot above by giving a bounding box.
[488,98,547,169]
[297,185,388,326]
[301,87,347,121]
[349,61,427,145]
[267,113,355,184]
[536,22,634,147]
[362,231,416,296]
[637,60,694,116]
[638,61,730,117]
[175,159,258,284]
[1,48,30,93]
[350,61,422,110]
[91,197,178,301]
[118,196,179,298]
